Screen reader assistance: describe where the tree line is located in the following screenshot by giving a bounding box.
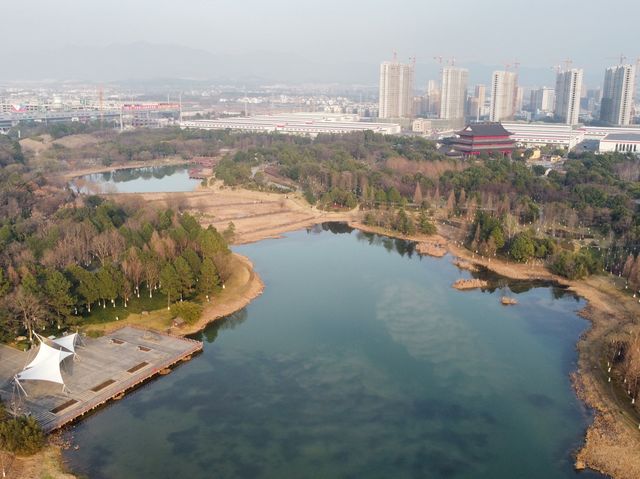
[0,136,230,342]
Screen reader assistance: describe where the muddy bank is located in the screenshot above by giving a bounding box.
[452,278,488,290]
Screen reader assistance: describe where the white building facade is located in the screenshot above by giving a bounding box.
[555,69,583,125]
[489,70,518,121]
[379,59,415,119]
[600,64,636,126]
[440,67,468,120]
[599,133,640,154]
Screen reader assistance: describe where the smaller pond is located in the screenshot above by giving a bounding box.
[72,165,202,194]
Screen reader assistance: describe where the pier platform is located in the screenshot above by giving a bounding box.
[0,326,202,432]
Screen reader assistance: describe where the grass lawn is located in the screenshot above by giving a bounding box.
[82,292,169,324]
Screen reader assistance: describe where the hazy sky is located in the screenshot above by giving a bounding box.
[5,0,639,83]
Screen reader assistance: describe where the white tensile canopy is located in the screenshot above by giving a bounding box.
[23,339,73,370]
[52,332,78,356]
[14,334,77,394]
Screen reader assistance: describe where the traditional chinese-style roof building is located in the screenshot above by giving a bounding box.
[450,122,515,157]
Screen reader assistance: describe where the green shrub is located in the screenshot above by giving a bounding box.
[0,414,45,456]
[172,301,203,324]
[549,249,602,280]
[509,233,535,262]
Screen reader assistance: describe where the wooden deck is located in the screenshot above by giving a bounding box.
[0,326,202,432]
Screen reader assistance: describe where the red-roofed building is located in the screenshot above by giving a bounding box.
[450,122,516,157]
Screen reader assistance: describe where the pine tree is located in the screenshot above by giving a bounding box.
[418,210,436,235]
[458,188,466,207]
[174,257,195,301]
[96,266,117,308]
[413,182,423,205]
[160,264,181,309]
[68,266,99,312]
[445,190,455,215]
[44,270,75,327]
[198,257,220,296]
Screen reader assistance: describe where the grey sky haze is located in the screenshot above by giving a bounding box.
[4,0,639,84]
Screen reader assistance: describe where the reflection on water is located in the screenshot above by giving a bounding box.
[72,165,201,193]
[65,226,603,479]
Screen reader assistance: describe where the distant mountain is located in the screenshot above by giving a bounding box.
[0,42,574,87]
[0,42,377,85]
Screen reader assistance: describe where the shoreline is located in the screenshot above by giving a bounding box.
[176,253,265,336]
[60,157,188,180]
[81,253,264,339]
[29,211,639,479]
[345,220,640,479]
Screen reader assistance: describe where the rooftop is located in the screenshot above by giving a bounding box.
[457,123,513,137]
[602,133,640,142]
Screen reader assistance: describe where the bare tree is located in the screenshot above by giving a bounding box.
[10,287,47,343]
[122,248,144,298]
[92,229,125,266]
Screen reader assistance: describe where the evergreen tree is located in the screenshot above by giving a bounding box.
[21,272,39,296]
[44,270,75,327]
[174,257,195,301]
[96,266,117,308]
[198,257,220,296]
[181,248,202,277]
[387,187,402,205]
[160,263,180,309]
[68,266,99,312]
[413,183,423,205]
[417,210,436,235]
[0,267,9,299]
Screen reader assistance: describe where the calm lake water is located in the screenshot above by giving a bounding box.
[73,165,201,193]
[64,224,601,479]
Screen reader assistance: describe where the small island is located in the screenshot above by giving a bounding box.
[452,278,488,290]
[501,296,518,305]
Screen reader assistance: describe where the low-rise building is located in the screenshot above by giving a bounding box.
[180,113,401,136]
[501,122,584,149]
[599,133,640,155]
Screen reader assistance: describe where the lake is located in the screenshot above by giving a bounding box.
[72,165,201,194]
[64,224,601,479]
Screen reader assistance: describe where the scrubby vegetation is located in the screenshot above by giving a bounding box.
[0,401,45,456]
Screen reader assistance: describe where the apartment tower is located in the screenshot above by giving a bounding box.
[440,67,468,120]
[379,55,415,119]
[489,71,518,121]
[600,64,636,126]
[554,68,583,125]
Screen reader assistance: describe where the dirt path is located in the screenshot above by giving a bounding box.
[1,445,75,479]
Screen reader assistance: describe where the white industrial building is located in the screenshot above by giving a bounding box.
[180,113,401,136]
[599,133,640,155]
[579,125,640,141]
[501,122,584,149]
